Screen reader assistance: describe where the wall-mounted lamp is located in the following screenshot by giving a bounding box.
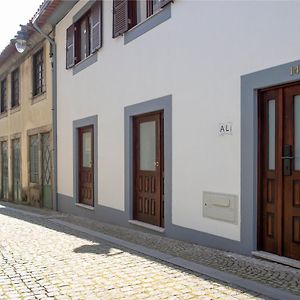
[11,24,32,53]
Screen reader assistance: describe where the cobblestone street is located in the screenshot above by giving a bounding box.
[0,206,270,300]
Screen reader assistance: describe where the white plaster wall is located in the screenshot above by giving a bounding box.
[56,0,300,241]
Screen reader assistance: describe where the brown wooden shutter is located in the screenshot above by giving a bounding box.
[91,1,102,53]
[160,0,173,8]
[113,0,128,38]
[66,24,75,69]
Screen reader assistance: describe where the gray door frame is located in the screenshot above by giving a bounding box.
[241,60,300,253]
[124,95,172,228]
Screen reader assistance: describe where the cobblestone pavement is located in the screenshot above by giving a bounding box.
[63,216,300,297]
[0,205,270,300]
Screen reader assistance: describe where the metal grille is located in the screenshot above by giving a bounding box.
[29,135,39,183]
[42,133,51,185]
[33,49,44,96]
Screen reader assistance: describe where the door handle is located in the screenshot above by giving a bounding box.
[154,161,159,167]
[282,144,293,176]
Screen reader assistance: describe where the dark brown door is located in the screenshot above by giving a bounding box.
[133,111,164,227]
[78,126,94,206]
[259,84,300,260]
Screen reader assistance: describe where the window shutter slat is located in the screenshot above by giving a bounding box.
[91,1,102,53]
[113,0,128,38]
[160,0,173,8]
[66,24,75,69]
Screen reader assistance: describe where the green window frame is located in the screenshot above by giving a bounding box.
[29,134,39,183]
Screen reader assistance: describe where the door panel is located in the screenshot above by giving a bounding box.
[282,85,300,260]
[258,90,281,255]
[78,126,94,206]
[42,133,52,209]
[259,84,300,260]
[1,141,8,199]
[12,139,21,201]
[133,112,164,227]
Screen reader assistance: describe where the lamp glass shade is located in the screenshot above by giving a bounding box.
[15,39,27,53]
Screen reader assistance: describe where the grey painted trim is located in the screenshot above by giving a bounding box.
[58,193,128,225]
[124,4,171,45]
[73,115,98,206]
[124,95,172,228]
[73,0,96,23]
[72,53,98,76]
[46,0,79,26]
[241,59,300,254]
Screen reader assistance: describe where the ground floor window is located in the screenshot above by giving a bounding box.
[1,141,8,199]
[12,138,21,201]
[29,134,39,184]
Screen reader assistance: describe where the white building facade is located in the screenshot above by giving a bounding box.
[55,0,300,260]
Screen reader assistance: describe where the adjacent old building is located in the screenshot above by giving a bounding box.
[0,33,53,208]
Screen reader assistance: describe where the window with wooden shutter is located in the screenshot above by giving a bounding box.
[113,0,128,38]
[66,24,75,69]
[66,1,103,69]
[91,0,102,53]
[113,0,174,37]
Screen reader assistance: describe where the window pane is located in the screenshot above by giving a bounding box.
[30,135,39,183]
[140,121,156,171]
[268,100,276,170]
[33,50,43,96]
[295,96,300,170]
[82,132,92,167]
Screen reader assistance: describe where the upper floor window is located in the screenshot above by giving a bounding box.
[11,68,19,108]
[66,1,102,69]
[0,78,7,113]
[33,49,44,96]
[113,0,172,37]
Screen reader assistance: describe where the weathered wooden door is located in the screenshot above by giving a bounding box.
[12,139,21,201]
[1,141,8,199]
[42,133,52,209]
[133,111,164,227]
[259,84,300,260]
[78,126,94,206]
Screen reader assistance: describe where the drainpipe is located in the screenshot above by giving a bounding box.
[31,22,58,211]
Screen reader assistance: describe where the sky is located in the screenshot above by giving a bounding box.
[0,0,43,52]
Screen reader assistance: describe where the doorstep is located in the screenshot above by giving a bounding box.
[252,251,300,269]
[128,219,165,233]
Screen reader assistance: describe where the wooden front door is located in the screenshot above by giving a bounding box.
[78,126,94,206]
[133,111,164,227]
[259,84,300,260]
